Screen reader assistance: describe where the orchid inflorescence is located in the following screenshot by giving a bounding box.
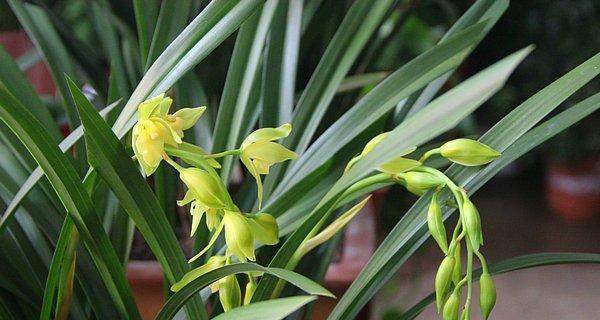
[132,94,500,316]
[346,135,501,320]
[132,94,296,310]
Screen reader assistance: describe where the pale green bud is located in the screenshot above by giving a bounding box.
[436,256,455,312]
[442,292,460,320]
[219,274,241,312]
[179,167,228,209]
[378,157,421,175]
[461,197,482,251]
[452,242,462,285]
[168,107,206,137]
[406,184,427,196]
[428,193,448,253]
[479,272,496,320]
[440,139,500,166]
[404,171,445,190]
[344,130,415,174]
[243,281,257,306]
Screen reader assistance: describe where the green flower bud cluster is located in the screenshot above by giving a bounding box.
[133,95,296,311]
[347,134,500,320]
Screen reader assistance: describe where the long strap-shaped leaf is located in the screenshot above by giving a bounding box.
[212,0,278,183]
[395,0,508,121]
[40,216,75,320]
[263,0,396,190]
[114,0,262,134]
[261,23,488,224]
[327,55,600,320]
[213,296,317,320]
[156,263,334,319]
[0,46,60,140]
[0,103,117,234]
[267,22,489,203]
[400,252,600,320]
[68,79,208,319]
[5,0,80,130]
[0,0,262,241]
[261,0,302,127]
[0,143,120,318]
[252,47,531,302]
[0,83,140,319]
[145,0,193,69]
[285,0,395,155]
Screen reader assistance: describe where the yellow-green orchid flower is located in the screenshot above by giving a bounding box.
[187,210,279,263]
[223,211,256,261]
[240,123,297,208]
[176,166,232,236]
[132,93,205,176]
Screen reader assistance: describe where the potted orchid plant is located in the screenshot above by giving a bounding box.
[0,1,598,320]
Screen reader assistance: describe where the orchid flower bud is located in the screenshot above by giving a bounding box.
[179,167,229,209]
[406,184,427,196]
[240,124,297,208]
[428,193,448,253]
[166,107,206,137]
[435,256,455,312]
[452,242,462,285]
[404,171,445,190]
[345,131,417,174]
[461,196,482,251]
[479,272,496,320]
[243,281,257,306]
[378,157,421,175]
[442,292,460,320]
[440,139,500,166]
[223,211,256,261]
[219,274,241,312]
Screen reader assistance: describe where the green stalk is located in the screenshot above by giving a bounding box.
[464,240,474,317]
[203,149,241,159]
[418,148,441,163]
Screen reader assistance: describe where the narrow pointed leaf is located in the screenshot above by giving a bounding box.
[68,79,208,319]
[157,263,333,320]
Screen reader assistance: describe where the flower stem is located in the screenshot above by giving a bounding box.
[203,149,241,159]
[418,147,441,163]
[163,155,184,171]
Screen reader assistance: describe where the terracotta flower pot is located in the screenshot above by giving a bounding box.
[545,158,600,220]
[127,260,165,320]
[0,29,56,95]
